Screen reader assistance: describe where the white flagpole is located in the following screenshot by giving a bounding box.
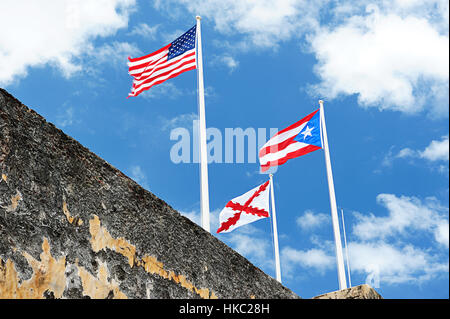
[196,16,210,232]
[319,100,347,290]
[341,208,352,288]
[269,174,282,283]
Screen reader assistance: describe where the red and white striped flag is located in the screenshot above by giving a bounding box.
[217,180,270,233]
[127,25,197,98]
[259,109,323,172]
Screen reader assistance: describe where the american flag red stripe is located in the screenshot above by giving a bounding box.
[128,46,170,75]
[127,26,197,98]
[128,49,196,97]
[259,109,322,172]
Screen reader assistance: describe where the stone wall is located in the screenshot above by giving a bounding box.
[0,88,299,299]
[313,284,382,299]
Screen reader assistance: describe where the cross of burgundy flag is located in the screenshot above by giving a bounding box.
[217,180,271,233]
[259,109,323,172]
[127,25,197,98]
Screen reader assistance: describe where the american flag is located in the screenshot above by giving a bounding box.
[259,109,323,172]
[127,25,197,98]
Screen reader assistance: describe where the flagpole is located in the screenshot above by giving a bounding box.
[319,100,347,290]
[196,16,210,232]
[269,174,282,283]
[341,208,352,288]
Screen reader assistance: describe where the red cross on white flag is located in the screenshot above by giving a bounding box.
[216,180,271,233]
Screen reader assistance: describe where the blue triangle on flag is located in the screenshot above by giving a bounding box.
[293,111,322,148]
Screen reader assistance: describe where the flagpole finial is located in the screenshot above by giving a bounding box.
[319,100,324,106]
[196,15,201,20]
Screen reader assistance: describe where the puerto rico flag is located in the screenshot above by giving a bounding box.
[217,180,270,234]
[259,109,322,172]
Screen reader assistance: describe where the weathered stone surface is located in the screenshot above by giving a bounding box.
[312,284,382,299]
[0,88,299,299]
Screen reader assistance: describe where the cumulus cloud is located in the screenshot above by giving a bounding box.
[127,23,160,39]
[296,210,329,231]
[221,56,239,71]
[345,194,449,285]
[309,5,449,115]
[3,0,447,119]
[211,55,239,73]
[385,136,449,171]
[281,246,334,278]
[348,241,448,284]
[154,0,323,48]
[140,82,186,101]
[226,232,272,266]
[155,1,448,115]
[282,193,448,286]
[181,193,448,287]
[353,194,449,247]
[159,112,198,132]
[88,41,141,66]
[0,0,136,85]
[419,136,450,162]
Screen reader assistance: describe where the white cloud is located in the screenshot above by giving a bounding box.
[434,222,450,247]
[0,0,136,85]
[226,232,272,266]
[154,0,323,48]
[5,0,444,120]
[221,56,239,71]
[128,23,160,39]
[348,241,448,284]
[281,246,334,278]
[156,1,448,116]
[283,192,449,286]
[140,82,185,101]
[310,6,449,115]
[88,41,141,66]
[211,55,239,73]
[353,194,449,248]
[296,210,329,231]
[395,147,417,159]
[348,194,449,285]
[388,136,449,170]
[420,135,449,162]
[159,112,198,132]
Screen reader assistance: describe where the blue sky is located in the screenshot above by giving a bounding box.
[1,0,448,299]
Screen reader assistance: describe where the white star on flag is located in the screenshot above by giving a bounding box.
[301,126,314,140]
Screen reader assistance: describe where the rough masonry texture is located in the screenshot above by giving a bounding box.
[0,88,299,299]
[313,284,382,299]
